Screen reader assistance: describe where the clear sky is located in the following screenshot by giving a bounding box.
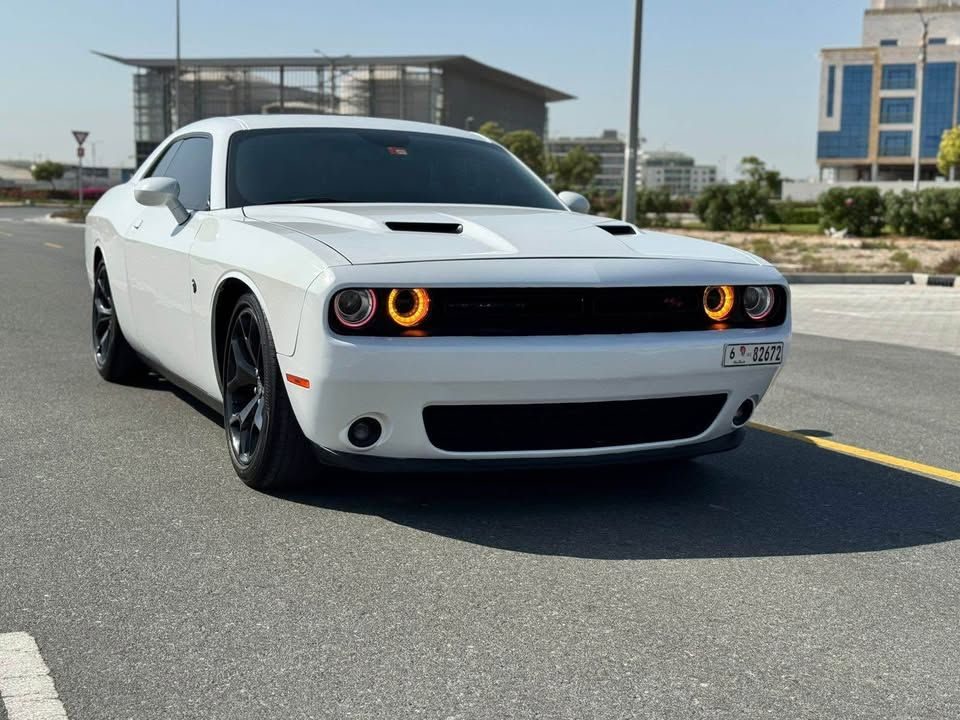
[0,0,867,178]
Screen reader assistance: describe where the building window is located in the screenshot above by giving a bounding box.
[880,39,899,47]
[881,64,916,89]
[879,130,912,156]
[827,65,836,117]
[818,65,872,159]
[879,97,914,123]
[929,38,947,45]
[920,62,958,157]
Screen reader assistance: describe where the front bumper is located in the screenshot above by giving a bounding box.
[277,259,790,464]
[278,325,789,463]
[313,428,746,472]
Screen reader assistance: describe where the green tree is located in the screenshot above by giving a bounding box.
[31,160,65,190]
[818,187,884,237]
[740,156,782,198]
[636,187,673,227]
[553,145,601,191]
[693,182,771,231]
[476,121,505,143]
[500,129,548,178]
[937,126,960,176]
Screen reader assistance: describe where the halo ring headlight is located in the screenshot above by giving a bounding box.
[703,285,735,322]
[333,288,377,328]
[743,286,776,321]
[387,288,431,327]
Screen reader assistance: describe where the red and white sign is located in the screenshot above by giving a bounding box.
[72,130,89,146]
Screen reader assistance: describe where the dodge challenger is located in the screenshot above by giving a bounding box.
[85,115,790,490]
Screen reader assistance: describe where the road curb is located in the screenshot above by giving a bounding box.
[783,272,958,288]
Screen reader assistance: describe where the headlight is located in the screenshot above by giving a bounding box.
[333,288,377,328]
[703,285,735,321]
[743,286,775,321]
[387,288,431,327]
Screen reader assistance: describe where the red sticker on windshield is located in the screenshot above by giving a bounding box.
[387,146,408,156]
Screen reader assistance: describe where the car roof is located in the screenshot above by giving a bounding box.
[174,114,494,143]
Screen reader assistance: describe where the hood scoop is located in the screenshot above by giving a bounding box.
[597,224,638,236]
[385,221,464,234]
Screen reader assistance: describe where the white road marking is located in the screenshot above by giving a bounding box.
[0,633,69,719]
[43,242,63,250]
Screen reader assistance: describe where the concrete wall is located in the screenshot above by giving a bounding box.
[783,179,960,202]
[864,7,960,46]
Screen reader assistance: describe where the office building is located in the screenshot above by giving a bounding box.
[96,53,573,165]
[818,0,960,181]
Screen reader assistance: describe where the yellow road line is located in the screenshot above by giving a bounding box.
[43,242,63,249]
[750,422,960,484]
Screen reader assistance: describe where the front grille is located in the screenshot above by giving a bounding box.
[329,286,788,336]
[422,394,728,452]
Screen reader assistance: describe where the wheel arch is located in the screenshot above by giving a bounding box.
[211,273,270,389]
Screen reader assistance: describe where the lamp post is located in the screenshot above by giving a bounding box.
[173,0,181,130]
[621,0,644,222]
[914,12,928,192]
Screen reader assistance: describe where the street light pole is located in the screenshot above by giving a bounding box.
[914,12,928,192]
[622,0,644,222]
[174,0,181,130]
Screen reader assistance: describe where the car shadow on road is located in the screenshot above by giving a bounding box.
[283,429,960,560]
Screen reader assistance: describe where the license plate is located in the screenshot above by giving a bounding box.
[723,342,783,367]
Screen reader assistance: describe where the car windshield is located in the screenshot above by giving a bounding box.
[226,127,565,210]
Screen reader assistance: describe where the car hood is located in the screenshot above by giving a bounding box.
[242,204,762,267]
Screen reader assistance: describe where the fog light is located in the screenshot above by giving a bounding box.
[732,399,754,427]
[703,285,735,321]
[347,417,382,448]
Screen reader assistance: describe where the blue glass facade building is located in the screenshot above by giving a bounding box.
[817,2,960,182]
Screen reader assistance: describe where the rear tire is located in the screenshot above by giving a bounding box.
[222,292,315,491]
[92,258,142,382]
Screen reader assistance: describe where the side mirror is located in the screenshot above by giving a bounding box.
[558,190,590,214]
[134,177,190,224]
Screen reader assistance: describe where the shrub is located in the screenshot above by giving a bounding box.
[694,182,771,231]
[883,191,919,236]
[818,187,884,237]
[914,188,960,239]
[773,201,820,225]
[885,188,960,239]
[890,249,921,272]
[935,252,960,274]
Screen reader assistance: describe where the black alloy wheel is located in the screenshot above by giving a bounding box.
[224,306,266,465]
[92,262,115,368]
[91,258,140,382]
[221,293,316,490]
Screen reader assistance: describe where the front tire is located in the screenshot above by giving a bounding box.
[222,292,315,491]
[92,258,141,382]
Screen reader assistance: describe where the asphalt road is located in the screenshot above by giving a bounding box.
[2,207,959,719]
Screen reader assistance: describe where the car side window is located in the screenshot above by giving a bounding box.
[161,136,213,211]
[147,140,182,179]
[155,136,213,211]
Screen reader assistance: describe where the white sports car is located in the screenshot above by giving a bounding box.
[85,115,790,490]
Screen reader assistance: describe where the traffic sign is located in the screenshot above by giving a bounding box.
[77,147,85,158]
[72,131,89,146]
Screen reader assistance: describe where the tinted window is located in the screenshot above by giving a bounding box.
[226,128,564,211]
[148,140,182,179]
[161,136,213,211]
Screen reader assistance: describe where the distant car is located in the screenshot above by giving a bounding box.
[85,115,790,490]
